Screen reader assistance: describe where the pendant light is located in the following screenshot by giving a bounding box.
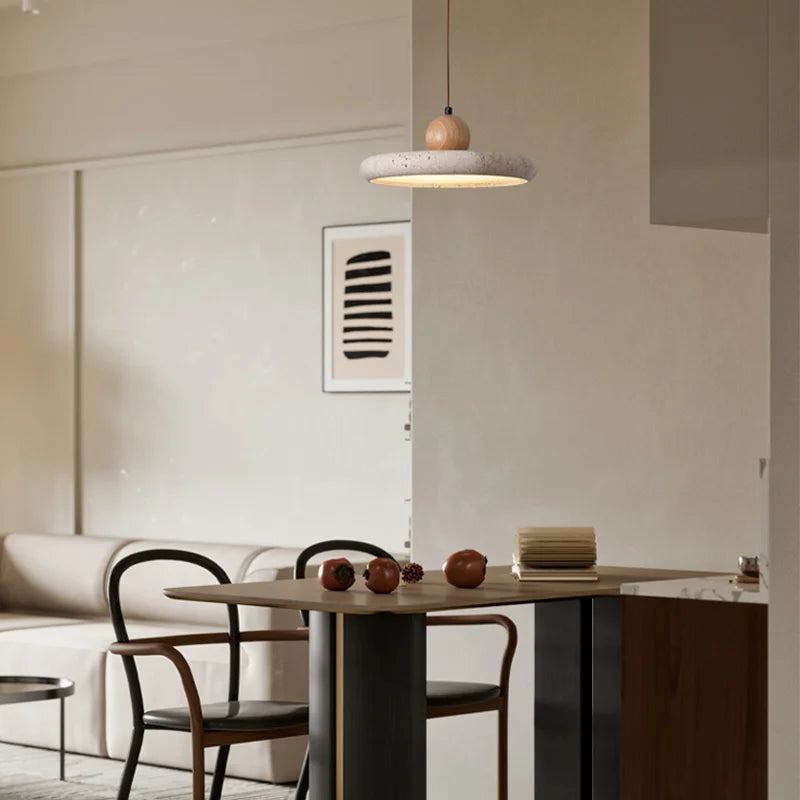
[360,0,536,188]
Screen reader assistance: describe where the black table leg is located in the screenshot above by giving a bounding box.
[535,597,620,800]
[59,696,65,781]
[592,597,621,800]
[309,611,337,796]
[309,611,427,800]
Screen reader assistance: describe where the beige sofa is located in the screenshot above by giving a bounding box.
[0,532,313,783]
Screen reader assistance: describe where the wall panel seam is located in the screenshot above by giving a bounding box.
[73,169,83,536]
[0,126,408,178]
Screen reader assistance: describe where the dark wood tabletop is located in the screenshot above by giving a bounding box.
[165,564,720,615]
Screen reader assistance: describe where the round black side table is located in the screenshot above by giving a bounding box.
[0,676,75,780]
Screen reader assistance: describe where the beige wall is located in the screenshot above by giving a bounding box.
[412,0,768,797]
[0,0,412,549]
[0,0,409,168]
[80,137,411,547]
[0,172,74,533]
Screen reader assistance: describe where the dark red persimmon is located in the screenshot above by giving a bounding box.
[443,549,487,588]
[318,558,356,591]
[363,557,400,594]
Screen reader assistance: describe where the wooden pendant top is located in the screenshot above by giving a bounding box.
[425,114,471,150]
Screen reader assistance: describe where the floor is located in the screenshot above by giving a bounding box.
[0,742,295,799]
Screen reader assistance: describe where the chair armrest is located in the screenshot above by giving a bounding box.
[426,614,518,695]
[121,629,309,648]
[109,641,203,730]
[240,629,309,643]
[120,632,229,647]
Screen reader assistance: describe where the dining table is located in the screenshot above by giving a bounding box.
[164,563,719,800]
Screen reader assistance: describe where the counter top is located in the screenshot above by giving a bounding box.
[620,574,767,605]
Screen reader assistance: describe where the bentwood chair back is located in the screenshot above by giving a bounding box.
[293,538,394,625]
[107,549,309,800]
[292,540,518,800]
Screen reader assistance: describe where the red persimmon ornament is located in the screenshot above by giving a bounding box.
[443,550,487,588]
[318,558,356,591]
[363,557,400,594]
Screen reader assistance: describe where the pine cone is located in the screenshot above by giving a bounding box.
[401,562,425,584]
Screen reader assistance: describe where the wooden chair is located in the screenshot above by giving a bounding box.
[292,540,518,800]
[107,549,309,800]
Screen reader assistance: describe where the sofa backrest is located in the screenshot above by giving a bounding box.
[0,532,132,616]
[0,533,403,628]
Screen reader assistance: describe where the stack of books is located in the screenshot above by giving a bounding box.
[512,527,598,581]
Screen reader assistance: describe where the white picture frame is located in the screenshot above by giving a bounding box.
[323,221,411,392]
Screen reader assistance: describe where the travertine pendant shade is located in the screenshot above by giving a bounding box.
[361,108,536,188]
[361,80,535,187]
[360,148,537,188]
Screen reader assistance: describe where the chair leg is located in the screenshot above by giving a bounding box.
[498,705,508,800]
[209,745,230,800]
[293,745,310,800]
[116,725,144,800]
[192,732,206,800]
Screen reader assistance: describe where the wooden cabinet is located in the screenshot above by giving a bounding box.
[621,597,767,800]
[535,594,766,800]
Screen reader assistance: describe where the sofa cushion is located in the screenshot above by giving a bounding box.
[0,612,88,632]
[108,540,265,627]
[0,622,114,756]
[240,547,302,579]
[0,533,132,616]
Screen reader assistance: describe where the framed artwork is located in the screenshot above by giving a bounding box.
[323,221,411,392]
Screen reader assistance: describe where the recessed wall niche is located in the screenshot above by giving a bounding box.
[650,0,768,233]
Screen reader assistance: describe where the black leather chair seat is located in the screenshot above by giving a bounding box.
[143,700,309,732]
[426,680,502,707]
